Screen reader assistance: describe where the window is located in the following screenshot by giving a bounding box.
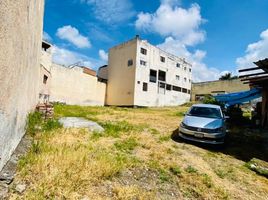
[189,79,191,83]
[128,59,133,66]
[141,48,147,55]
[184,77,187,82]
[184,67,187,71]
[176,75,180,81]
[143,82,148,91]
[137,81,140,84]
[172,86,181,92]
[160,56,165,63]
[189,68,192,72]
[43,75,48,84]
[176,63,180,68]
[140,60,146,66]
[158,82,166,94]
[166,84,171,91]
[188,90,191,94]
[158,70,166,82]
[182,88,188,93]
[150,69,157,83]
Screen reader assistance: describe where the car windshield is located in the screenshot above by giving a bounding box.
[187,106,222,119]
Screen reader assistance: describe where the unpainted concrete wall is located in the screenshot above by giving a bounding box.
[0,0,44,170]
[50,64,106,106]
[191,79,250,101]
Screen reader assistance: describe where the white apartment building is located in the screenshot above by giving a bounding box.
[99,36,192,107]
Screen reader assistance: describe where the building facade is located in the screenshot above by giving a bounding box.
[39,41,52,103]
[102,36,192,107]
[50,64,106,106]
[0,0,44,170]
[191,79,250,101]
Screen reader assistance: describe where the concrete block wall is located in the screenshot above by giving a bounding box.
[0,0,44,170]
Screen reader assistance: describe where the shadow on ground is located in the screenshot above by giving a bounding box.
[171,127,268,163]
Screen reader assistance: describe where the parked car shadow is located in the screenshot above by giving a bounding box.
[171,127,268,162]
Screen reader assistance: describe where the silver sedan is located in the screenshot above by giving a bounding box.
[179,104,228,145]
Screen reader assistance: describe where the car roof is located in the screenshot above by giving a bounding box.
[191,104,221,109]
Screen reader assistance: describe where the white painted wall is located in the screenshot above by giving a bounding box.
[50,64,106,106]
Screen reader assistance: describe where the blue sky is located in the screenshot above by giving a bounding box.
[43,0,268,82]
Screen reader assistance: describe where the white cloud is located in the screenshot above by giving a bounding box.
[52,46,102,69]
[236,29,268,70]
[135,3,205,46]
[158,37,221,82]
[43,31,52,42]
[82,0,135,24]
[56,25,91,48]
[99,49,108,62]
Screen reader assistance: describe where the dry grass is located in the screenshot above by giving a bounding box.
[10,105,268,199]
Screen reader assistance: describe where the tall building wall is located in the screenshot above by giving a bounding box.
[106,37,192,107]
[0,0,44,170]
[134,39,192,106]
[106,39,137,106]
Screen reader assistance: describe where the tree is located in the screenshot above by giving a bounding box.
[219,72,238,80]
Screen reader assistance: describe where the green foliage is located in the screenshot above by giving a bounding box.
[42,119,62,132]
[26,112,43,136]
[114,138,139,153]
[219,73,238,80]
[100,121,141,138]
[169,166,182,176]
[159,168,171,183]
[185,165,198,173]
[159,135,170,142]
[26,112,62,137]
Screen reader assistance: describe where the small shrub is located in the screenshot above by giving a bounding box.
[159,169,171,183]
[42,119,62,132]
[185,165,198,173]
[26,112,42,136]
[202,173,213,188]
[169,166,182,176]
[114,138,139,153]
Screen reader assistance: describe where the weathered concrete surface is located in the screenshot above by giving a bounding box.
[0,135,32,199]
[59,117,104,132]
[50,64,106,106]
[0,0,44,171]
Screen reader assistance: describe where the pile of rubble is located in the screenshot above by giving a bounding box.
[36,103,54,119]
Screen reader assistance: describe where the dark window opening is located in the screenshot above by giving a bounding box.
[182,88,188,93]
[158,70,166,82]
[137,81,140,84]
[166,84,171,91]
[143,82,148,91]
[184,67,187,71]
[188,90,191,94]
[141,48,147,55]
[140,60,146,66]
[150,69,157,83]
[158,82,166,94]
[43,75,48,84]
[128,59,133,66]
[176,63,180,68]
[172,86,181,92]
[160,56,165,63]
[189,68,192,72]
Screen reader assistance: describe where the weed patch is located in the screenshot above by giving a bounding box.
[185,165,198,173]
[114,138,139,153]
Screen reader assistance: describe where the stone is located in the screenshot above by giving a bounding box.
[15,184,26,194]
[59,117,104,133]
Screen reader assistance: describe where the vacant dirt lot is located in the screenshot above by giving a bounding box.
[9,105,268,199]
